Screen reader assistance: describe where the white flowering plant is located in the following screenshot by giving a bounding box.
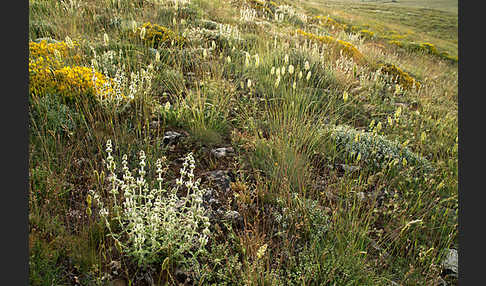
[90,140,211,268]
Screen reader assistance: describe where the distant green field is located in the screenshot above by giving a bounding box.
[320,0,458,13]
[302,0,458,57]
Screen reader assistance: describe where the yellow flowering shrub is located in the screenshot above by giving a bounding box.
[296,29,366,65]
[247,0,277,15]
[388,40,457,62]
[137,22,185,48]
[29,40,119,102]
[53,66,117,101]
[29,40,79,97]
[359,29,374,39]
[379,63,421,90]
[388,40,404,48]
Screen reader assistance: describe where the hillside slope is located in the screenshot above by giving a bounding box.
[29,0,458,285]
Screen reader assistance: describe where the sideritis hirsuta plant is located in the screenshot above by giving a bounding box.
[90,140,211,269]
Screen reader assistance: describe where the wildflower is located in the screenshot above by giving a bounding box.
[247,79,252,88]
[211,40,216,50]
[226,56,231,63]
[155,50,161,62]
[288,64,294,75]
[131,20,137,33]
[281,65,286,75]
[369,119,375,129]
[343,91,349,102]
[376,122,382,132]
[298,70,303,80]
[140,27,146,40]
[257,243,268,259]
[420,131,427,142]
[304,60,310,71]
[306,71,311,81]
[254,54,260,67]
[65,36,74,49]
[103,33,110,46]
[274,75,281,88]
[284,54,289,64]
[270,66,275,75]
[276,67,280,77]
[245,52,250,68]
[292,81,296,89]
[395,106,402,119]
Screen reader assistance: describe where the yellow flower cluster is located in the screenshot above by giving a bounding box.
[137,22,184,48]
[388,40,457,62]
[29,40,118,101]
[359,29,375,39]
[296,29,366,65]
[53,66,116,100]
[379,63,421,90]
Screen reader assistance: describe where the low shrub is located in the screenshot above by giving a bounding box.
[378,63,421,90]
[296,29,366,65]
[328,124,433,174]
[137,22,185,48]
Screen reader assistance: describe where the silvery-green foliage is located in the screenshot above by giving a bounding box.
[91,140,211,268]
[329,125,433,173]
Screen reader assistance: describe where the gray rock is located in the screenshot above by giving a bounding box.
[163,131,183,145]
[225,210,241,222]
[203,170,232,192]
[335,164,360,174]
[33,37,59,44]
[442,248,458,277]
[211,147,235,159]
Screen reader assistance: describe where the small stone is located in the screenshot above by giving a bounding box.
[442,248,458,277]
[356,192,365,201]
[33,37,59,44]
[162,131,182,145]
[225,210,241,221]
[211,147,235,159]
[336,164,360,173]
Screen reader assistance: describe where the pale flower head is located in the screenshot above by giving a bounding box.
[304,60,310,71]
[288,64,294,75]
[103,33,110,46]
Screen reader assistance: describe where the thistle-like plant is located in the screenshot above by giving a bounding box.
[91,140,211,268]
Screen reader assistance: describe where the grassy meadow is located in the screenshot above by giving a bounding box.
[28,0,458,285]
